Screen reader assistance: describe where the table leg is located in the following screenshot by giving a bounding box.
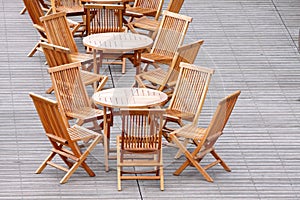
[134,49,142,75]
[103,106,110,172]
[93,49,103,75]
[132,49,142,87]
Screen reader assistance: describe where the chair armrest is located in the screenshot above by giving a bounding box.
[33,24,45,33]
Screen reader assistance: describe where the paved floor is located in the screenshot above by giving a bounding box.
[1,0,300,199]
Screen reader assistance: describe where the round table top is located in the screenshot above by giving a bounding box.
[92,88,168,108]
[83,32,153,53]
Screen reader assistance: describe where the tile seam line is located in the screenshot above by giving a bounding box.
[270,0,299,53]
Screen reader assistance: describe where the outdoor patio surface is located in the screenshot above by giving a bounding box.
[1,0,300,199]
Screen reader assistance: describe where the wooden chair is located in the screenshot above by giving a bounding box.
[162,62,214,143]
[84,3,127,74]
[124,0,164,23]
[23,0,82,57]
[127,0,185,38]
[117,108,165,191]
[40,42,108,94]
[140,11,192,71]
[135,40,204,102]
[40,12,94,71]
[170,90,241,182]
[48,62,107,132]
[29,92,102,184]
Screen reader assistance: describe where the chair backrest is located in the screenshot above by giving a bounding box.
[40,12,78,53]
[166,0,184,13]
[48,62,91,116]
[84,4,125,35]
[203,90,241,150]
[133,0,164,20]
[120,109,165,152]
[29,93,71,141]
[168,62,214,125]
[40,42,72,67]
[23,0,46,36]
[164,39,204,87]
[151,11,192,59]
[23,0,44,25]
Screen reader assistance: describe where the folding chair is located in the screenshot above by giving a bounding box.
[162,62,214,143]
[48,62,107,131]
[170,90,241,182]
[140,11,192,71]
[117,109,165,191]
[23,0,82,57]
[40,12,94,71]
[29,93,102,184]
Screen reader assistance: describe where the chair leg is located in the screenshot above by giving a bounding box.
[210,149,231,172]
[46,86,54,94]
[27,42,40,57]
[159,150,164,191]
[35,151,56,174]
[160,166,164,191]
[171,133,214,182]
[60,161,81,184]
[60,135,101,184]
[121,57,126,74]
[20,6,26,15]
[108,65,115,88]
[117,136,122,191]
[174,138,190,159]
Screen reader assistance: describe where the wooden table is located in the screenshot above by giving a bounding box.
[83,32,153,77]
[92,87,168,171]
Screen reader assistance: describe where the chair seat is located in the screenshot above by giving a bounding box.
[165,109,195,122]
[80,70,101,85]
[70,53,93,63]
[172,124,206,140]
[139,68,167,86]
[132,16,159,32]
[66,107,104,121]
[68,124,99,142]
[141,53,173,64]
[125,7,157,17]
